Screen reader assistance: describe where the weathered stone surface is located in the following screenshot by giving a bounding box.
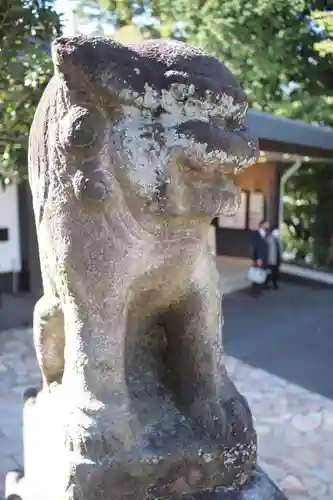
[3,36,286,500]
[181,468,288,500]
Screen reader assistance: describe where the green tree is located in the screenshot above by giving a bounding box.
[283,162,333,268]
[313,10,333,55]
[0,0,62,184]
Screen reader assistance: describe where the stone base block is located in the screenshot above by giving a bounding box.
[4,387,287,500]
[184,468,288,500]
[5,467,287,500]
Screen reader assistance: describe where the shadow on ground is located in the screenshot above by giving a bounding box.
[223,282,333,401]
[0,294,34,331]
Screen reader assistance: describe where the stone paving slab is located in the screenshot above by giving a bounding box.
[227,356,333,500]
[1,283,333,499]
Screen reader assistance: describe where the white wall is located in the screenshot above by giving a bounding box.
[0,184,21,273]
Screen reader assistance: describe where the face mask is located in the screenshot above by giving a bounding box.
[259,228,266,238]
[272,229,279,238]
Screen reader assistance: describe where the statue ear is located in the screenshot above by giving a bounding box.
[52,36,98,92]
[52,36,148,101]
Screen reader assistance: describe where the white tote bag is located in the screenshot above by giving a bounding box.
[247,266,267,284]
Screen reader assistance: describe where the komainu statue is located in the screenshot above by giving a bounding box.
[5,36,287,500]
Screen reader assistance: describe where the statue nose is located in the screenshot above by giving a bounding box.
[172,119,259,169]
[73,169,108,202]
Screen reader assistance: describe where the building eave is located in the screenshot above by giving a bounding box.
[245,110,333,160]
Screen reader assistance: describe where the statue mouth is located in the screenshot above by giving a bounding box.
[181,158,237,185]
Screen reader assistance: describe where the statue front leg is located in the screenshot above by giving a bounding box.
[163,253,256,486]
[33,294,65,389]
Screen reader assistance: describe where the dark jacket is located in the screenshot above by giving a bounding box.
[251,230,268,268]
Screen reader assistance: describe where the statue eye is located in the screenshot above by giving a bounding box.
[60,108,103,151]
[69,114,98,147]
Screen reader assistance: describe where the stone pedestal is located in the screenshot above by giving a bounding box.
[187,469,287,500]
[5,36,287,500]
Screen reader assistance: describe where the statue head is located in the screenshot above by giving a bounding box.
[29,36,259,305]
[47,36,258,229]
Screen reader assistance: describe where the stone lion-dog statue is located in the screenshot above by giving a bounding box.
[7,36,263,500]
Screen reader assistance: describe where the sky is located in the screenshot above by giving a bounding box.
[54,0,157,36]
[55,0,74,35]
[55,0,113,36]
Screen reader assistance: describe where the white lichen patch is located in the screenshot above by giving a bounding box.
[98,74,258,221]
[119,81,255,162]
[118,81,247,123]
[114,83,256,200]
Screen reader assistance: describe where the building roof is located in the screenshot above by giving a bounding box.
[245,110,333,160]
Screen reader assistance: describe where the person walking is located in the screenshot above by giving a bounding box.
[250,219,269,296]
[266,228,283,289]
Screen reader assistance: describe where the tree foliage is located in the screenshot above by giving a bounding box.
[313,10,333,56]
[0,0,62,184]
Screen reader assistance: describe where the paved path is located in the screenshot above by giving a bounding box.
[1,283,333,499]
[223,283,333,499]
